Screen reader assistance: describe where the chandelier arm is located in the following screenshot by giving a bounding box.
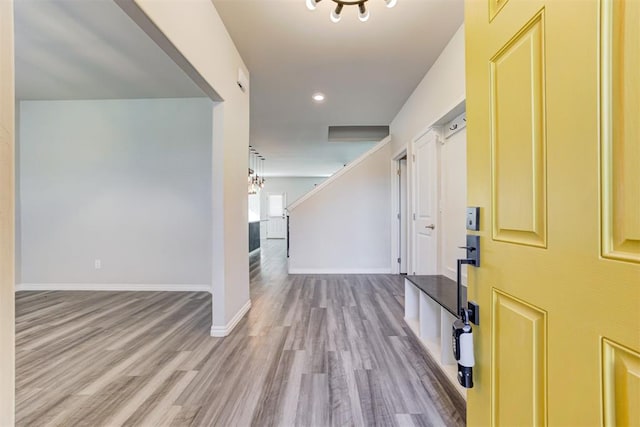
[331,0,368,5]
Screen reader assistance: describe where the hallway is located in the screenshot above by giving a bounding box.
[16,240,465,426]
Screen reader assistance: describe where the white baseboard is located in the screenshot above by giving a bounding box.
[210,299,252,337]
[15,283,212,293]
[288,268,392,275]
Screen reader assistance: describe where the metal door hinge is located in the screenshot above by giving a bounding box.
[397,258,401,264]
[397,169,401,176]
[397,213,400,220]
[413,213,416,220]
[412,154,416,162]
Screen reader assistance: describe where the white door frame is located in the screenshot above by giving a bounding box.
[390,146,408,274]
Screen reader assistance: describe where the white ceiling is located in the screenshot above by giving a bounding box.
[14,0,464,178]
[213,0,464,177]
[14,0,205,100]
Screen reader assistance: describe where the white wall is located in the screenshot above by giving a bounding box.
[390,24,467,279]
[390,25,466,154]
[259,177,326,240]
[119,0,251,334]
[18,98,213,287]
[261,177,326,219]
[440,128,467,281]
[288,141,392,273]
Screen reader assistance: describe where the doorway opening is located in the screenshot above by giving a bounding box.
[267,192,287,239]
[391,148,409,275]
[398,156,408,274]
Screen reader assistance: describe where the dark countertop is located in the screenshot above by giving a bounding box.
[405,275,466,317]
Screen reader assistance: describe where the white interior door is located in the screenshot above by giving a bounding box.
[267,193,286,239]
[412,130,439,275]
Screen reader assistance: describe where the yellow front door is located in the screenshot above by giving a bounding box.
[465,0,640,425]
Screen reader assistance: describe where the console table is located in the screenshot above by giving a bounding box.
[404,275,467,399]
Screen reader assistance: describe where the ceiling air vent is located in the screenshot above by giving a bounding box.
[328,126,389,143]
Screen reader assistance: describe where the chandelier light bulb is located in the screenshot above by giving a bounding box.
[385,0,397,8]
[305,0,320,11]
[330,3,343,23]
[358,3,369,21]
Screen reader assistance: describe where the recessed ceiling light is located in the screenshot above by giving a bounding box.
[313,92,326,102]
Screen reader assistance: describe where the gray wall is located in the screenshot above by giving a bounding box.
[18,98,213,286]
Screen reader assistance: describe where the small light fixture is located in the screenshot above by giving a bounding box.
[306,0,321,10]
[312,92,326,102]
[248,147,266,194]
[307,0,396,22]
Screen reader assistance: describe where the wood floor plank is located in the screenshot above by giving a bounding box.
[15,240,465,426]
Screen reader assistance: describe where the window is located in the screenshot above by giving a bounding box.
[268,194,284,217]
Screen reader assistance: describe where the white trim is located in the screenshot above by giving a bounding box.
[289,268,392,275]
[390,146,408,275]
[15,283,212,293]
[443,111,467,140]
[210,299,252,337]
[411,96,466,145]
[288,136,392,211]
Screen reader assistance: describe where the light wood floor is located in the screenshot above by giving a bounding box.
[15,240,465,426]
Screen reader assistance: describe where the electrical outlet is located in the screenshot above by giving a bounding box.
[94,259,101,269]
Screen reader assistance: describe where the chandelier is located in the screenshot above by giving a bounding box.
[306,0,397,23]
[248,146,265,195]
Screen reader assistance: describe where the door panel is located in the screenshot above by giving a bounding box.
[601,0,640,263]
[0,1,14,424]
[466,0,640,425]
[489,0,510,21]
[490,10,546,247]
[602,339,640,426]
[413,131,438,275]
[492,290,546,427]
